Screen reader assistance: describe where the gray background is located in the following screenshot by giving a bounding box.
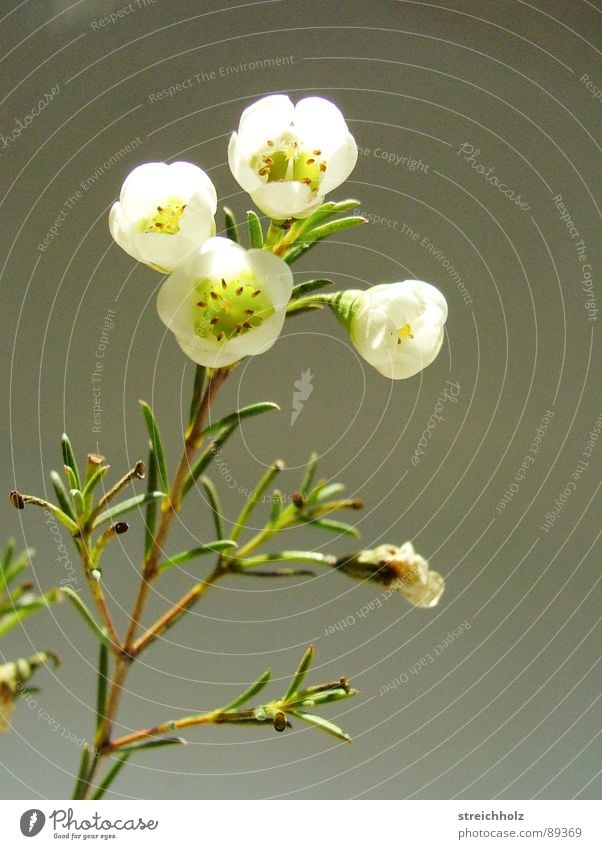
[0,0,600,800]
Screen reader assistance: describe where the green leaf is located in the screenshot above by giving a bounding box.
[202,402,280,436]
[232,567,316,578]
[231,461,284,541]
[91,752,131,800]
[292,687,356,707]
[61,433,81,491]
[247,210,264,248]
[50,471,76,520]
[303,216,367,242]
[268,490,284,527]
[81,464,110,502]
[158,540,237,573]
[299,452,319,500]
[187,365,207,433]
[223,207,240,243]
[144,442,158,557]
[0,544,31,596]
[59,587,112,648]
[290,709,351,743]
[119,736,187,754]
[283,645,314,701]
[200,475,224,540]
[308,518,360,538]
[0,589,60,638]
[95,643,109,733]
[307,482,346,504]
[291,279,334,301]
[295,199,361,234]
[73,747,92,800]
[182,423,237,498]
[140,401,169,492]
[91,492,164,530]
[237,550,336,569]
[221,668,272,712]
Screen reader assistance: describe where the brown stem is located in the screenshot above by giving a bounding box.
[78,367,231,798]
[132,563,227,655]
[122,367,230,654]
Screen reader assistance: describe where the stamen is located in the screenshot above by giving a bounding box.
[210,317,220,325]
[251,290,261,298]
[221,279,228,290]
[210,291,219,301]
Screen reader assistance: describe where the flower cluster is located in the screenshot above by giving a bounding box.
[108,94,448,380]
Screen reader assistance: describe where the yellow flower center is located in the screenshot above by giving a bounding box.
[253,133,327,193]
[144,199,186,235]
[397,323,414,343]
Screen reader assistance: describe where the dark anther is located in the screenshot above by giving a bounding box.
[9,490,25,510]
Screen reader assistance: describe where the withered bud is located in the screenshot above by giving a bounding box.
[134,460,145,479]
[87,453,105,466]
[291,491,305,507]
[9,490,25,510]
[273,711,288,732]
[113,522,129,535]
[273,459,285,471]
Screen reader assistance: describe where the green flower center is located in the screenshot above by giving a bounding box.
[143,199,186,235]
[193,273,274,343]
[252,134,327,193]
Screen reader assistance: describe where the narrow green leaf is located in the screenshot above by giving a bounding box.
[91,752,130,800]
[59,587,112,648]
[232,567,316,578]
[221,668,272,712]
[187,365,207,433]
[64,465,79,493]
[0,546,31,596]
[1,540,16,573]
[308,518,360,538]
[291,279,334,300]
[283,646,314,701]
[95,643,109,732]
[50,471,76,520]
[70,489,86,517]
[200,475,224,540]
[231,461,284,541]
[299,452,319,500]
[282,241,317,265]
[202,402,280,437]
[268,490,283,527]
[61,434,81,491]
[119,737,186,754]
[72,747,91,800]
[182,423,237,498]
[307,482,346,504]
[140,401,169,492]
[158,540,237,573]
[295,199,361,234]
[247,210,264,248]
[292,687,356,707]
[290,709,351,742]
[81,465,110,501]
[91,491,164,530]
[144,442,158,558]
[0,589,60,637]
[303,216,367,243]
[238,550,336,569]
[223,207,240,243]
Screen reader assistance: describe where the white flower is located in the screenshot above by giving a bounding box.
[389,541,445,609]
[157,237,293,368]
[109,161,217,273]
[228,94,358,220]
[348,280,447,379]
[335,541,445,608]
